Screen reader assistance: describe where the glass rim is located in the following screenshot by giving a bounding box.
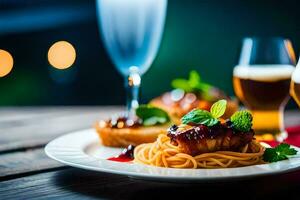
[242,36,292,42]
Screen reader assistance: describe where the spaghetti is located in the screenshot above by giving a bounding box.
[134,134,265,169]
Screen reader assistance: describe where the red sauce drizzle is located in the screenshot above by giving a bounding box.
[107,145,135,162]
[107,156,133,162]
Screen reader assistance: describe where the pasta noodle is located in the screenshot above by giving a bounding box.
[134,134,265,169]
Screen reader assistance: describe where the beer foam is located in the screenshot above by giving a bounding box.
[234,65,295,82]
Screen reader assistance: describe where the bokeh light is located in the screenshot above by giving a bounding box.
[0,49,14,77]
[48,41,76,69]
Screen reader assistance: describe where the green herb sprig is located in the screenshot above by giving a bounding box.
[136,105,170,126]
[181,99,227,126]
[263,143,297,162]
[171,70,213,100]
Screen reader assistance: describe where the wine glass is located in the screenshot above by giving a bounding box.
[291,57,300,107]
[233,37,296,141]
[96,0,167,119]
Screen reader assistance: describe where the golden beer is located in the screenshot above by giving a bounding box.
[233,65,294,138]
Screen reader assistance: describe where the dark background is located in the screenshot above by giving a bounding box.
[0,0,299,107]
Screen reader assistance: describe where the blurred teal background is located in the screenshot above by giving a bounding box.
[0,0,299,107]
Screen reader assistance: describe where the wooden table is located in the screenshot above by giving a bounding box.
[0,107,300,200]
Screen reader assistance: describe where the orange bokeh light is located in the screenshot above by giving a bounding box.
[48,41,76,69]
[0,49,13,77]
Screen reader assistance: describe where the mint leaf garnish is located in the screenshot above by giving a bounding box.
[136,105,170,126]
[263,143,297,162]
[230,110,253,132]
[210,99,227,119]
[181,99,227,126]
[181,109,218,126]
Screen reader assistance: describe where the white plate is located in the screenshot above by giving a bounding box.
[45,129,300,182]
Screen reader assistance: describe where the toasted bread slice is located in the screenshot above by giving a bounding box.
[95,121,169,147]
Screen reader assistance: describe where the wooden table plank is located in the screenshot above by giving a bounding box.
[0,106,123,134]
[0,106,122,152]
[0,106,122,122]
[0,148,65,180]
[0,107,123,180]
[1,168,300,200]
[0,107,92,126]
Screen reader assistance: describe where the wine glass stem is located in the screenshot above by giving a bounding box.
[125,71,141,120]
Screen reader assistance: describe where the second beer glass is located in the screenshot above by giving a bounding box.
[233,37,296,141]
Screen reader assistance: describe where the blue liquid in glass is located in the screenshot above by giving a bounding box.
[97,0,167,76]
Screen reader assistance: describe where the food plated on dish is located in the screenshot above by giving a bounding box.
[96,99,297,169]
[150,71,238,124]
[45,99,300,181]
[45,127,300,181]
[95,105,171,147]
[134,100,297,168]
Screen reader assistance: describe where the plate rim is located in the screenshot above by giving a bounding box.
[45,128,300,181]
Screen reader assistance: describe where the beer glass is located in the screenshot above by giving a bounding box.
[233,37,296,141]
[291,57,300,107]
